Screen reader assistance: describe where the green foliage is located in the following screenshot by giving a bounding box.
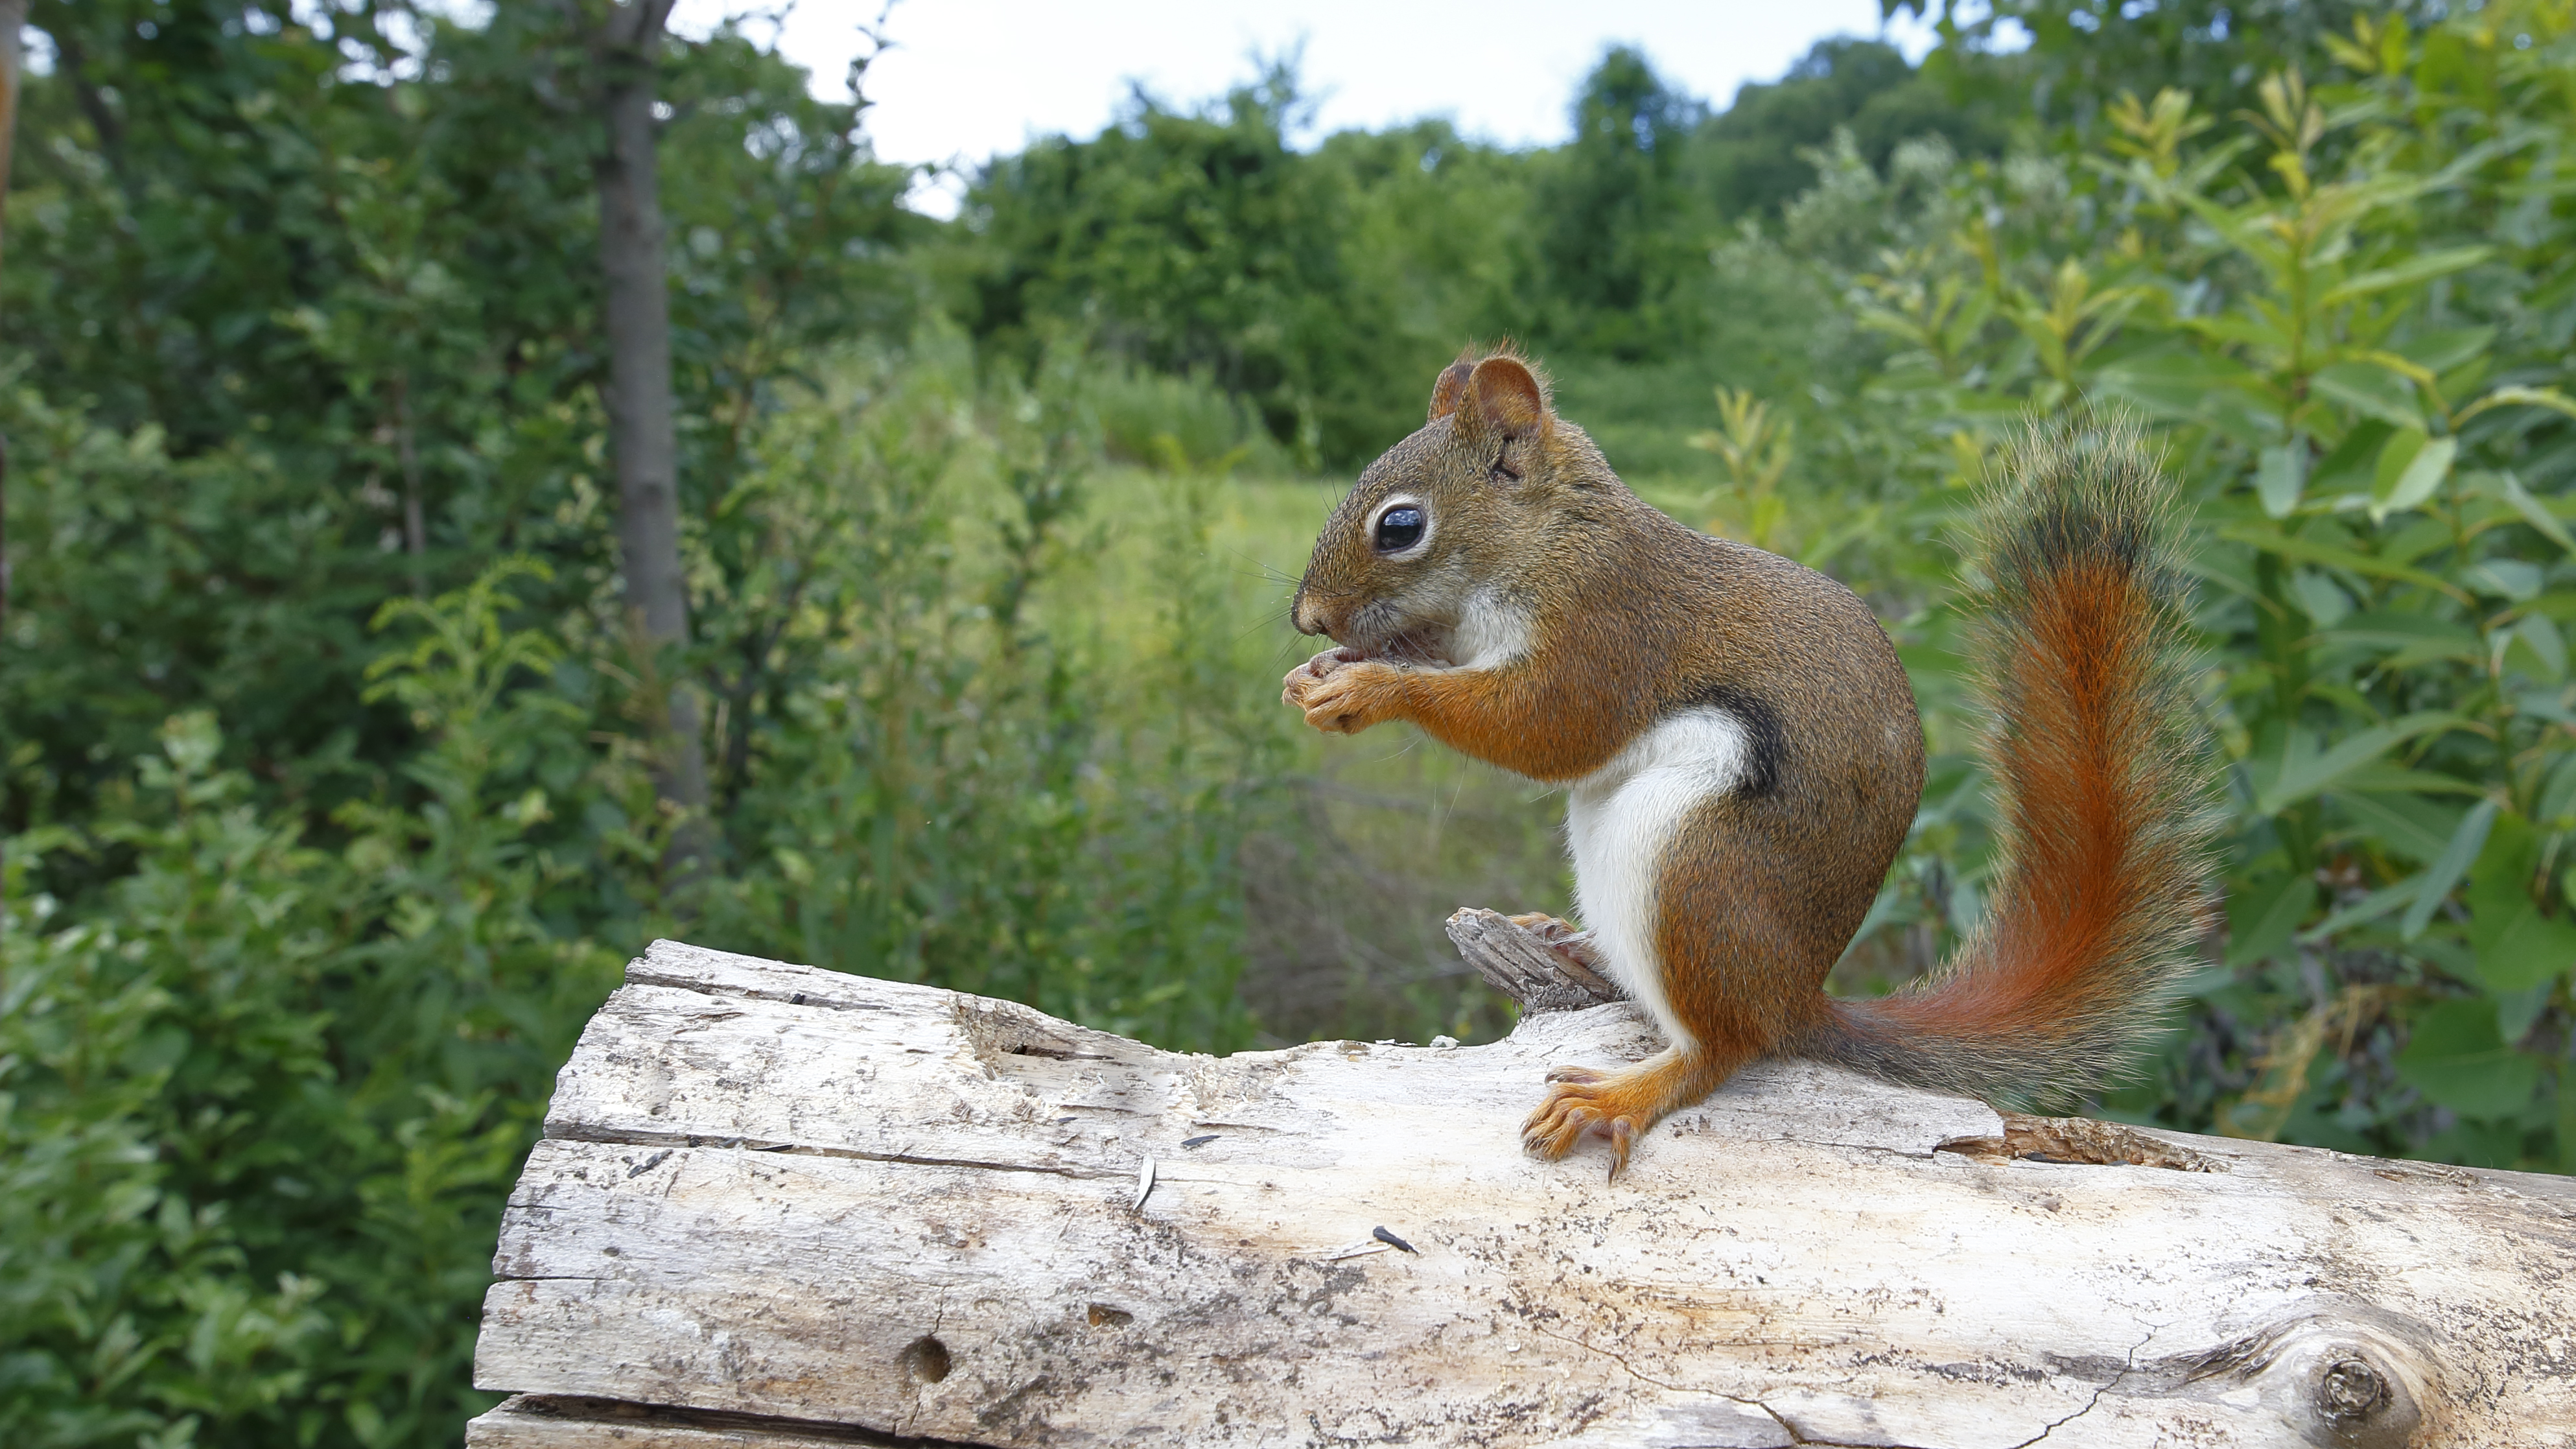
[12,3,2576,1445]
[1528,47,1708,357]
[1696,38,2008,220]
[5,576,628,1448]
[5,8,1258,1446]
[1919,0,2430,137]
[944,65,1363,462]
[3,1,919,827]
[1775,0,2576,1171]
[941,39,1997,464]
[4,362,1292,1443]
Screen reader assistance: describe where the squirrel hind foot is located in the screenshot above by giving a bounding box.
[1521,1048,1722,1181]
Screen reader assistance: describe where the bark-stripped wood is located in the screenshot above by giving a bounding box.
[471,938,2576,1448]
[1447,907,1624,1012]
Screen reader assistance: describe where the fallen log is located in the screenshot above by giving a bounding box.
[469,927,2576,1448]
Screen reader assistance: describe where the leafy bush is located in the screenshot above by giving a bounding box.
[1736,3,2576,1171]
[5,565,629,1447]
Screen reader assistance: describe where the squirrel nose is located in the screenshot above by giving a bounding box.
[1293,595,1325,637]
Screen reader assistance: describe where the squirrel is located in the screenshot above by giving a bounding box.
[1282,348,2216,1180]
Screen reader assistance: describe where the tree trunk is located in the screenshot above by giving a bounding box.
[0,0,27,892]
[591,0,710,869]
[0,0,24,277]
[467,925,2576,1448]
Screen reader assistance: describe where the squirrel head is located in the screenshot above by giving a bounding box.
[1291,349,1590,666]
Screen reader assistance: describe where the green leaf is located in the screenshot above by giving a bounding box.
[2300,873,2423,942]
[2369,432,2454,521]
[2337,791,2469,866]
[2467,812,2576,991]
[2509,614,2567,682]
[2257,711,2474,816]
[2313,361,2426,430]
[2288,569,2352,626]
[2256,441,2307,518]
[2536,753,2576,827]
[2318,612,2481,658]
[2395,998,2540,1119]
[2463,558,2544,601]
[2220,524,2468,601]
[2371,427,2429,495]
[2310,420,2396,497]
[2498,982,2552,1045]
[2463,891,2576,990]
[2456,384,2576,426]
[2401,799,2496,940]
[2462,469,2576,555]
[2319,246,2495,305]
[2226,873,2314,967]
[2093,348,2283,444]
[2514,688,2576,727]
[2396,326,2499,376]
[2381,516,2455,568]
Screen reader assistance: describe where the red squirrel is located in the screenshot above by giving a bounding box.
[1282,348,2216,1179]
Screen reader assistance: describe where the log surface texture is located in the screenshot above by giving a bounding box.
[469,937,2576,1449]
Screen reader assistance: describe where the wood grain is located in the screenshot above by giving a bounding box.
[470,939,2576,1448]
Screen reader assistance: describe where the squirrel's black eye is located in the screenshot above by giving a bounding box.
[1374,505,1427,554]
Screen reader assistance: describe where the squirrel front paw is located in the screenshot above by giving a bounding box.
[1281,650,1397,735]
[1507,912,1608,974]
[1280,646,1359,694]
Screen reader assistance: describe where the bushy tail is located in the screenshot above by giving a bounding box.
[1797,410,2221,1107]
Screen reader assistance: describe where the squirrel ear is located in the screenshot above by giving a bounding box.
[1464,355,1549,442]
[1427,359,1475,423]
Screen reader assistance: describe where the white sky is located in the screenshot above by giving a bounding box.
[672,1,1945,217]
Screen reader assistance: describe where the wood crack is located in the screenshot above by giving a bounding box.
[476,1393,987,1448]
[535,1124,1124,1181]
[626,965,895,1014]
[2002,1324,2160,1449]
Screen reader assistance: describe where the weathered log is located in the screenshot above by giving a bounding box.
[469,936,2576,1448]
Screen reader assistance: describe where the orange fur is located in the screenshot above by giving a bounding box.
[1799,414,2217,1105]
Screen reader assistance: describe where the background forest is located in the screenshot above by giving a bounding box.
[5,1,2575,1444]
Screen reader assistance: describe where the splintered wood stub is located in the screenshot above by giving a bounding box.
[1446,905,1624,1010]
[467,939,2576,1447]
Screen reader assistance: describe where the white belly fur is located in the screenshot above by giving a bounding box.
[1564,708,1753,1050]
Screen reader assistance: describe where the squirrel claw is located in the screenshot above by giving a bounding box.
[1605,1118,1637,1182]
[1521,1100,1599,1157]
[1525,1061,1676,1181]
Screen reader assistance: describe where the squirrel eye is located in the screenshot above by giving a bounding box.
[1374,505,1427,554]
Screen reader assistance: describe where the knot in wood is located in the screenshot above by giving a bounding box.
[2316,1354,2392,1428]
